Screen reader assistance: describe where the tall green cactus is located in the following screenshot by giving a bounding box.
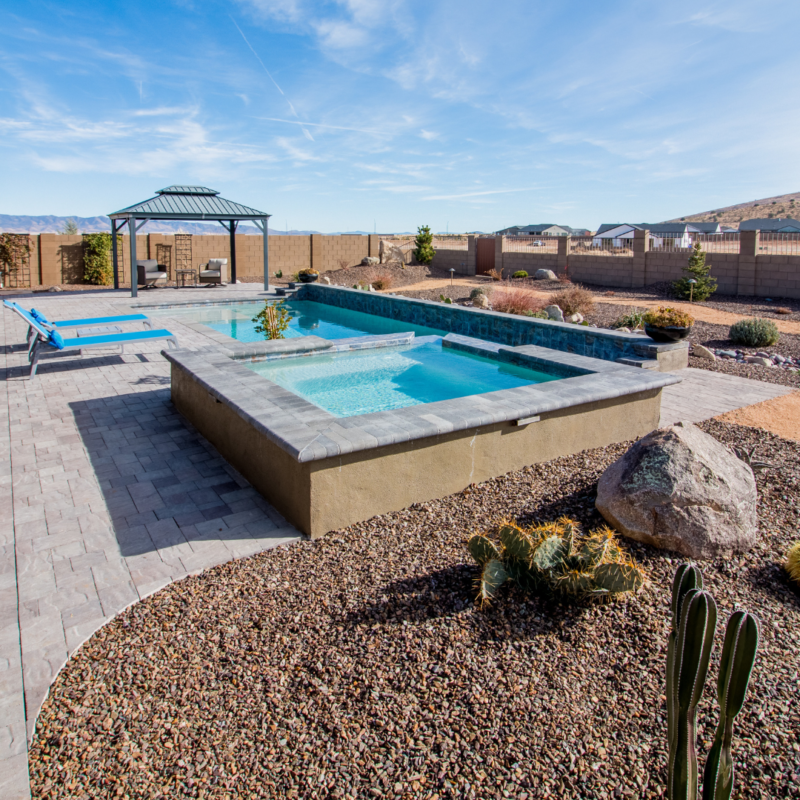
[702,611,760,800]
[665,566,760,800]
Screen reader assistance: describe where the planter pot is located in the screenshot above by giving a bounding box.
[644,323,692,343]
[298,273,319,283]
[287,282,297,289]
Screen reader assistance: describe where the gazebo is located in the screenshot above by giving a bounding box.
[108,186,271,297]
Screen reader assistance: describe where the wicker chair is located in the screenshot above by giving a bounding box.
[136,260,167,289]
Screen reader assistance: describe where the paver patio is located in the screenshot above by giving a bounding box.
[0,286,790,799]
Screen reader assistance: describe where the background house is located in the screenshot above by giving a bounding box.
[739,218,800,233]
[497,224,572,236]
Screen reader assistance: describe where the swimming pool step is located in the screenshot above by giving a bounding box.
[615,356,660,370]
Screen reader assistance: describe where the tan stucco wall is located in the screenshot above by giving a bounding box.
[171,361,662,538]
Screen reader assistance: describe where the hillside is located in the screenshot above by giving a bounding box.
[666,191,800,227]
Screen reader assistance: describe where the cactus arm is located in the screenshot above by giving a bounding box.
[668,565,703,767]
[474,558,508,606]
[468,534,502,566]
[702,612,760,800]
[668,589,717,800]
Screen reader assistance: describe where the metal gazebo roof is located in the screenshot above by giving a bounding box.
[109,186,271,296]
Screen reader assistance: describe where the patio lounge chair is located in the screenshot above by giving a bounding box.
[199,258,227,286]
[5,304,177,378]
[137,259,168,288]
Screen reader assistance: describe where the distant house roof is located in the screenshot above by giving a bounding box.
[109,186,270,220]
[738,217,800,232]
[685,222,721,234]
[497,223,572,235]
[594,224,640,237]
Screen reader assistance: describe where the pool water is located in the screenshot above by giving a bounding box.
[151,300,447,341]
[246,341,558,417]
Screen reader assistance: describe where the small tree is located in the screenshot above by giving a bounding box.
[61,219,79,235]
[82,233,113,286]
[413,225,435,265]
[0,234,32,288]
[672,241,717,301]
[252,300,291,340]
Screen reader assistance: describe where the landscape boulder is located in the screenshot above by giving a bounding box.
[361,256,379,266]
[595,421,757,559]
[566,313,584,324]
[473,293,490,309]
[693,344,716,361]
[534,269,557,280]
[545,304,564,322]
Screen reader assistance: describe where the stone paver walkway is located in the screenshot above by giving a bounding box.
[1,287,299,799]
[659,367,792,426]
[0,287,793,798]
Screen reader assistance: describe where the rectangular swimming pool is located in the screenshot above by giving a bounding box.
[246,340,559,417]
[149,300,448,341]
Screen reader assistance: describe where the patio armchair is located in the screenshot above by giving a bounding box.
[198,258,227,286]
[137,259,168,288]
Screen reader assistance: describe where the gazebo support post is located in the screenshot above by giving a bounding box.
[229,221,238,284]
[129,218,138,298]
[111,219,122,290]
[260,217,269,292]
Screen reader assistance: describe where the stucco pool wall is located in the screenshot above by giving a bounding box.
[296,284,688,371]
[165,335,680,538]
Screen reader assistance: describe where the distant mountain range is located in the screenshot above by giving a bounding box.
[665,191,800,227]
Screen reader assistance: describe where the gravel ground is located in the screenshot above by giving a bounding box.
[576,281,800,321]
[266,264,453,292]
[29,422,800,800]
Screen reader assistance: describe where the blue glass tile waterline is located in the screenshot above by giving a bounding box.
[246,341,559,417]
[149,300,448,341]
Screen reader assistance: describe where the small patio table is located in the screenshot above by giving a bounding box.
[176,268,197,288]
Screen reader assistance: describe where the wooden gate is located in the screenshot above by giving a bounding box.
[476,237,495,275]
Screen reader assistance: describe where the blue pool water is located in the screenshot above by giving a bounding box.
[150,300,448,341]
[246,341,558,417]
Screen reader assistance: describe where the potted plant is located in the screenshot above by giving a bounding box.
[298,268,319,284]
[643,306,694,342]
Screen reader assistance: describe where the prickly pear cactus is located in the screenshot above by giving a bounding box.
[466,517,646,604]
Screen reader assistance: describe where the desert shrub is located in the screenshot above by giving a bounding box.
[274,269,283,279]
[522,310,549,318]
[729,318,780,347]
[469,287,486,300]
[82,233,113,286]
[338,258,349,270]
[491,287,546,316]
[643,306,694,327]
[512,270,528,279]
[550,285,594,316]
[775,306,792,315]
[370,272,393,290]
[439,294,453,304]
[299,268,319,277]
[613,308,646,330]
[486,268,503,282]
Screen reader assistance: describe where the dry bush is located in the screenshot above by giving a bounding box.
[604,290,616,296]
[557,274,572,284]
[550,285,594,316]
[370,272,393,291]
[337,258,350,270]
[491,287,547,316]
[486,268,503,282]
[775,306,792,315]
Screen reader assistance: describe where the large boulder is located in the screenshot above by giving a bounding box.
[361,256,379,266]
[534,269,557,280]
[595,422,757,559]
[545,304,564,322]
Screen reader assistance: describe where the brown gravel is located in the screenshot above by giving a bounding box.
[29,422,800,800]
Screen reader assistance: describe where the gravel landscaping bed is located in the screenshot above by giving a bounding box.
[29,422,800,800]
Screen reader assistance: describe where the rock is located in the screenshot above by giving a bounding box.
[473,293,490,309]
[566,313,584,324]
[745,356,772,366]
[616,326,631,334]
[693,344,716,361]
[361,257,379,266]
[545,305,564,322]
[756,351,772,358]
[534,269,557,281]
[595,422,757,559]
[717,350,738,359]
[368,284,375,292]
[48,286,62,293]
[322,276,331,285]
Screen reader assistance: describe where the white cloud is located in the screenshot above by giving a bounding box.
[419,129,439,141]
[423,188,531,201]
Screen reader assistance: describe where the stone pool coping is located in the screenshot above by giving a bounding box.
[162,333,681,464]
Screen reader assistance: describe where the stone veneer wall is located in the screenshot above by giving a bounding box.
[298,284,685,365]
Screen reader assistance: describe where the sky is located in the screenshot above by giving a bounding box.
[1,0,800,233]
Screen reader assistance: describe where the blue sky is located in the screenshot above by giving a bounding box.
[1,0,799,232]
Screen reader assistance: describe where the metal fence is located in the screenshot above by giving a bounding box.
[693,233,740,254]
[758,232,800,256]
[570,237,633,256]
[502,236,559,254]
[432,235,468,251]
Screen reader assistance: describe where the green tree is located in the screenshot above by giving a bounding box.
[61,219,79,235]
[413,225,435,265]
[82,233,113,285]
[672,241,717,301]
